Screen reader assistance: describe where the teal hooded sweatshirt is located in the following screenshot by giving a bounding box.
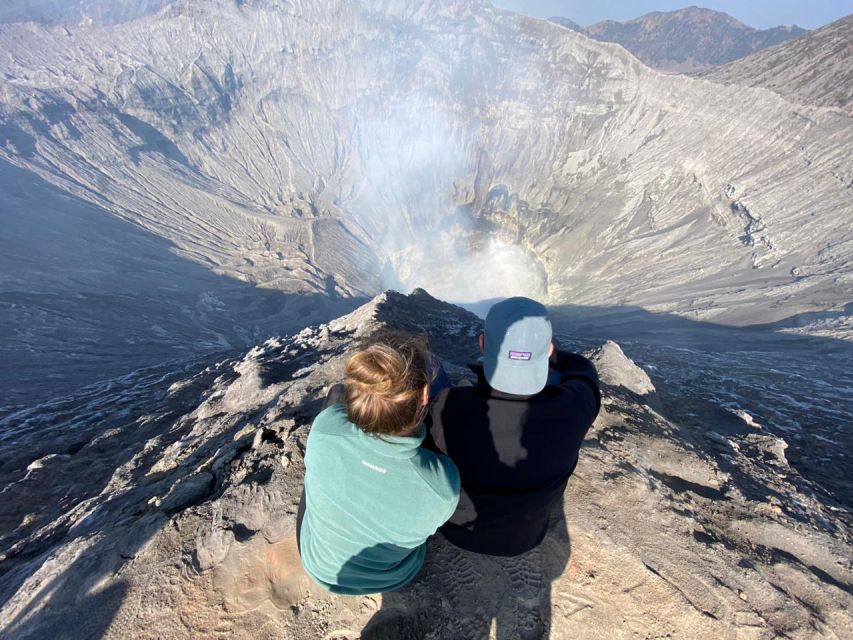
[299,403,460,595]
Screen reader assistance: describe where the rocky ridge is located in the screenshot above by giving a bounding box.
[569,6,808,73]
[701,15,853,113]
[0,290,850,639]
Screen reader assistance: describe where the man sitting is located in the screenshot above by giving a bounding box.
[427,297,600,556]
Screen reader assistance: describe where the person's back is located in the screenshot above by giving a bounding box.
[299,335,460,594]
[427,298,600,556]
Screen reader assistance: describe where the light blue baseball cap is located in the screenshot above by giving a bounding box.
[482,297,552,395]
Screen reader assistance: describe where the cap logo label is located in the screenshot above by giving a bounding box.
[508,350,532,361]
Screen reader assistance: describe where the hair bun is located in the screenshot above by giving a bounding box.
[343,334,430,435]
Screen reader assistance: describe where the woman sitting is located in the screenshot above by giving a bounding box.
[298,333,459,595]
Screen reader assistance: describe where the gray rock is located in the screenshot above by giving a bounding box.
[589,340,656,395]
[159,472,214,514]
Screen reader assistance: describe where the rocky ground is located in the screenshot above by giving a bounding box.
[1,290,850,639]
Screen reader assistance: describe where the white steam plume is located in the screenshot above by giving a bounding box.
[344,98,548,306]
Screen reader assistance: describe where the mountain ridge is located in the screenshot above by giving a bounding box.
[549,5,808,72]
[700,14,853,113]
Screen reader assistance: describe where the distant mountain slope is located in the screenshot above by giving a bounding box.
[551,6,807,72]
[0,0,172,25]
[701,14,853,113]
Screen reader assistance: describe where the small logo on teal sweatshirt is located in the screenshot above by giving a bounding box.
[361,460,387,473]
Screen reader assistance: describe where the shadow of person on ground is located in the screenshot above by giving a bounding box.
[358,504,571,640]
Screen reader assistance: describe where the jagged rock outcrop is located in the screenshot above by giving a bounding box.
[0,0,851,405]
[1,291,850,639]
[701,14,853,113]
[589,340,655,395]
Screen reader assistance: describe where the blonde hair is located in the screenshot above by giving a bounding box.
[344,333,430,435]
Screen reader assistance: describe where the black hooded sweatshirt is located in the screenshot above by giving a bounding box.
[426,350,601,556]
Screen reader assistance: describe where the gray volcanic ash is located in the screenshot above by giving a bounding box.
[0,0,851,405]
